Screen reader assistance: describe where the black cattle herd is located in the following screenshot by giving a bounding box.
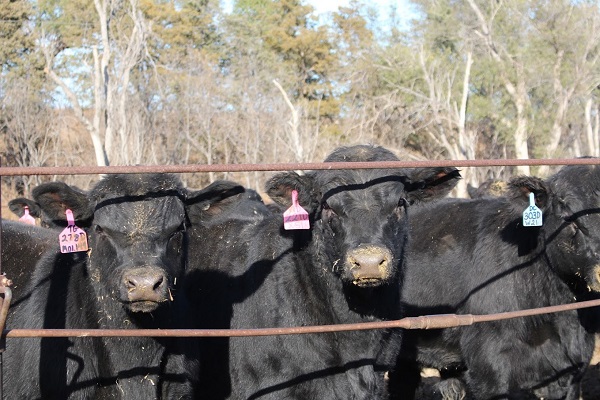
[2,144,600,399]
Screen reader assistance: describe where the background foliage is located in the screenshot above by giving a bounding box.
[2,0,600,204]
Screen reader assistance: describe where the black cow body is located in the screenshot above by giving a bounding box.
[1,219,56,306]
[5,174,198,399]
[392,166,600,399]
[185,145,460,399]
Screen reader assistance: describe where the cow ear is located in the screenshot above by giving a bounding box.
[506,176,549,211]
[32,182,93,225]
[8,198,42,218]
[467,183,478,199]
[265,172,318,213]
[405,167,462,204]
[185,180,246,220]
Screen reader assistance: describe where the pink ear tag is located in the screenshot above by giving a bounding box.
[283,190,310,230]
[19,206,36,225]
[59,209,89,253]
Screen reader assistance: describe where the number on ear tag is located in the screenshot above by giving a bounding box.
[59,209,89,253]
[19,206,36,225]
[283,190,310,230]
[523,192,543,227]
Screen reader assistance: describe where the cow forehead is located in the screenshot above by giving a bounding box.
[318,170,406,204]
[93,195,185,233]
[551,165,600,199]
[552,185,600,214]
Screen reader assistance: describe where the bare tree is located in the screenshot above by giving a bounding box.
[41,0,152,167]
[1,80,59,194]
[466,0,532,175]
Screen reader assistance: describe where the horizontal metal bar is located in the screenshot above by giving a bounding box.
[1,157,600,176]
[4,299,600,338]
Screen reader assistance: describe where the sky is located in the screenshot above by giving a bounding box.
[311,0,417,31]
[222,0,419,31]
[309,0,412,15]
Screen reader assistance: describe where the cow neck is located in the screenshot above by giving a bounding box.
[513,222,585,307]
[343,280,401,320]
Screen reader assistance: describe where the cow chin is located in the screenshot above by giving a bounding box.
[352,277,386,288]
[127,300,162,313]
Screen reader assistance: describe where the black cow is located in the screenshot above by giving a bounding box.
[390,165,600,399]
[9,186,89,229]
[1,219,56,307]
[467,179,508,199]
[4,174,202,399]
[5,196,74,306]
[185,144,460,399]
[9,197,44,225]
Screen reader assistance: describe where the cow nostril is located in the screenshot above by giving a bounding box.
[350,253,388,271]
[126,279,135,289]
[346,247,392,280]
[123,269,168,297]
[153,276,164,291]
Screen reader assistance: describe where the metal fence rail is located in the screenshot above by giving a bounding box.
[1,157,600,176]
[3,298,600,338]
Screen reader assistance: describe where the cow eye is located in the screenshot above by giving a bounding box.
[322,202,337,219]
[94,225,105,235]
[573,221,589,236]
[565,216,587,236]
[170,227,184,239]
[394,198,408,218]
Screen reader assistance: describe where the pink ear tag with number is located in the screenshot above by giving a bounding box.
[59,209,89,253]
[283,190,310,230]
[19,206,36,225]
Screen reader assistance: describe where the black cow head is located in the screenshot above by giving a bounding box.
[267,145,461,288]
[507,164,600,292]
[467,179,508,199]
[33,174,188,313]
[185,180,271,226]
[9,197,45,226]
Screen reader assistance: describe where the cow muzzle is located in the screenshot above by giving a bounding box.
[588,264,600,292]
[123,267,170,312]
[346,246,393,287]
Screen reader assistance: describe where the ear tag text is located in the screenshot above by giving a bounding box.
[523,192,542,227]
[19,206,36,225]
[59,209,89,253]
[283,190,310,230]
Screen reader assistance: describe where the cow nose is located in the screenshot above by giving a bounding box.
[347,246,392,286]
[592,265,600,291]
[123,268,168,303]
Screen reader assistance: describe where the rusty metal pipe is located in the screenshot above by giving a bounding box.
[1,158,600,177]
[4,299,600,338]
[0,288,12,339]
